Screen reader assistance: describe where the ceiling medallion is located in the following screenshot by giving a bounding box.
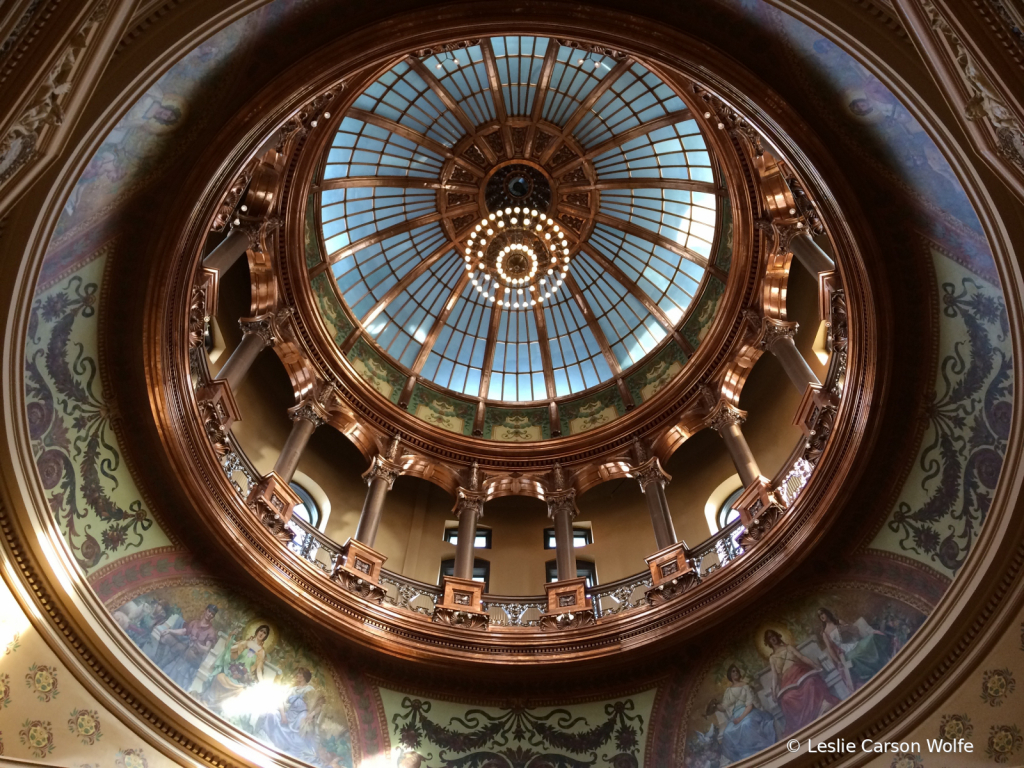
[465,207,571,309]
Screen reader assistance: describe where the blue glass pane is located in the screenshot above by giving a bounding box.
[573,63,685,148]
[325,117,445,179]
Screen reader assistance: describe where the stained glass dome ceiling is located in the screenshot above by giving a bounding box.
[314,36,723,406]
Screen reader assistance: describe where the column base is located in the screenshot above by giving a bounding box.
[432,576,489,630]
[247,471,299,540]
[331,539,388,604]
[644,540,701,604]
[644,541,692,586]
[538,577,594,630]
[195,377,241,445]
[733,477,787,551]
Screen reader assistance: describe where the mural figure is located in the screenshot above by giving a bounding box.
[113,598,170,647]
[764,629,838,736]
[202,623,270,711]
[706,665,777,762]
[818,607,892,691]
[154,604,218,689]
[255,667,324,757]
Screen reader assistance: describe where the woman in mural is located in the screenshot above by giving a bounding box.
[764,629,839,737]
[708,665,778,762]
[202,623,269,711]
[818,607,892,692]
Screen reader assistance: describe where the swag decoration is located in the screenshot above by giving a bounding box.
[392,697,644,767]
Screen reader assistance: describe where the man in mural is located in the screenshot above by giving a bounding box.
[154,603,219,690]
[764,629,839,737]
[706,664,778,762]
[255,666,324,757]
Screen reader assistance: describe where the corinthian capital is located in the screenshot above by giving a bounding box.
[454,488,486,521]
[363,454,401,489]
[706,400,747,433]
[758,318,799,352]
[232,214,282,251]
[546,489,578,521]
[288,380,337,427]
[239,307,294,348]
[630,457,671,493]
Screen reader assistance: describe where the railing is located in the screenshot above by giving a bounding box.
[481,596,548,627]
[191,283,849,631]
[687,518,744,576]
[777,457,813,507]
[590,572,653,619]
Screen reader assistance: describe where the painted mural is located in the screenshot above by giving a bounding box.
[25,258,172,575]
[17,0,1022,765]
[312,272,355,345]
[483,406,551,442]
[306,194,324,268]
[379,687,657,768]
[109,582,356,767]
[626,341,689,406]
[407,383,476,436]
[347,337,406,404]
[870,255,1012,577]
[559,386,627,437]
[679,586,926,767]
[682,277,726,350]
[714,200,734,274]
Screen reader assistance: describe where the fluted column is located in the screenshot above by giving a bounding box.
[216,309,291,391]
[274,397,329,483]
[453,489,485,580]
[760,318,820,394]
[633,458,677,550]
[547,491,578,581]
[789,231,835,274]
[708,402,761,487]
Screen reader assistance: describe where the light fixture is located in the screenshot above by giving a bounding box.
[463,210,576,310]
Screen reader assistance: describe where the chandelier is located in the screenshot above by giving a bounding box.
[464,207,573,310]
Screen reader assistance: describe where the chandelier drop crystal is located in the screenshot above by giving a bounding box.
[464,207,572,310]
